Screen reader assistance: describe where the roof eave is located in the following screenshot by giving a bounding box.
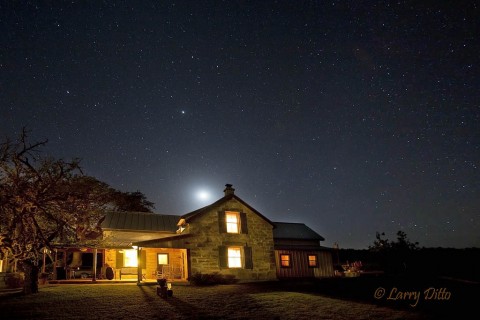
[274,236,325,241]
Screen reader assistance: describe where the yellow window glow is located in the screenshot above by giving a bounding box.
[228,247,242,268]
[280,254,290,267]
[225,211,239,233]
[157,253,168,265]
[308,255,317,267]
[124,249,138,267]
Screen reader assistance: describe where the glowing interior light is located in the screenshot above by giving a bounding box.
[124,249,138,267]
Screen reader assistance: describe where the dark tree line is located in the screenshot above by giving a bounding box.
[368,230,419,274]
[336,231,479,281]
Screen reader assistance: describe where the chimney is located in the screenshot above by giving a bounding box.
[224,184,235,196]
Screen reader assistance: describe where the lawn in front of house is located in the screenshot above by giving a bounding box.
[0,281,431,320]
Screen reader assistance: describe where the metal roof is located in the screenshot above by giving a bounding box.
[274,244,332,251]
[273,222,325,241]
[102,211,181,232]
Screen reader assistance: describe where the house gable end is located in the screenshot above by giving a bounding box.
[182,194,275,228]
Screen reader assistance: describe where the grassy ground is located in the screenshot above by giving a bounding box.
[0,277,475,319]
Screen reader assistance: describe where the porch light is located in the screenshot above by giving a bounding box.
[124,249,138,267]
[41,247,50,274]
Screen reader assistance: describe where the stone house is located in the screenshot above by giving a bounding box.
[47,184,333,282]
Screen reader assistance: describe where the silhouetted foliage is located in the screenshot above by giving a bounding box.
[0,129,154,294]
[368,231,419,274]
[111,190,155,212]
[338,247,480,282]
[189,272,238,286]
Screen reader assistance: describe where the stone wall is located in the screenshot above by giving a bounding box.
[187,198,277,281]
[0,272,6,289]
[104,249,116,268]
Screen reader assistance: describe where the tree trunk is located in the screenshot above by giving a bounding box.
[70,251,83,267]
[22,261,39,295]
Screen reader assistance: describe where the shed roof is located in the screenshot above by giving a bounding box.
[273,222,325,241]
[102,211,180,232]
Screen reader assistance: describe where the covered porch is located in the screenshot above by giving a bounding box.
[43,246,188,284]
[107,247,188,282]
[44,247,188,284]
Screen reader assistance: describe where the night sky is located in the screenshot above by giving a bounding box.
[1,1,479,249]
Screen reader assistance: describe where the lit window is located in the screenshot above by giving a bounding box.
[228,247,242,268]
[225,211,239,233]
[157,253,168,265]
[124,249,138,267]
[308,255,318,267]
[280,254,291,268]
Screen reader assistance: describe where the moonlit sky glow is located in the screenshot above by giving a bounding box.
[196,190,210,201]
[1,1,478,249]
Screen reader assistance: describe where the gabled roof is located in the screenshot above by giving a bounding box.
[102,211,181,232]
[272,222,325,241]
[180,193,275,227]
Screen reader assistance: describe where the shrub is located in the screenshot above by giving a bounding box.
[5,272,24,289]
[188,272,238,286]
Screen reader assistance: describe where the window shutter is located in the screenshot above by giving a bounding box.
[116,251,124,268]
[240,212,248,234]
[140,250,147,268]
[244,246,253,269]
[218,246,228,268]
[218,211,226,233]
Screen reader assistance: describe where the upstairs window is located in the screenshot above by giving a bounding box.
[308,254,318,267]
[225,211,239,233]
[218,211,248,234]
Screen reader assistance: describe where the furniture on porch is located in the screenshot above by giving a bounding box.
[119,267,137,280]
[155,264,183,280]
[68,268,75,279]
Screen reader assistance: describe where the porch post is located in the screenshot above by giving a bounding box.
[42,248,46,274]
[136,246,141,285]
[53,249,57,280]
[92,248,97,282]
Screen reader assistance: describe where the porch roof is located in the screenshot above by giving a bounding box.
[102,211,181,232]
[273,222,325,241]
[132,233,193,249]
[274,244,332,251]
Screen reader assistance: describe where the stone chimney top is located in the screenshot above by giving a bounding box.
[224,184,235,196]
